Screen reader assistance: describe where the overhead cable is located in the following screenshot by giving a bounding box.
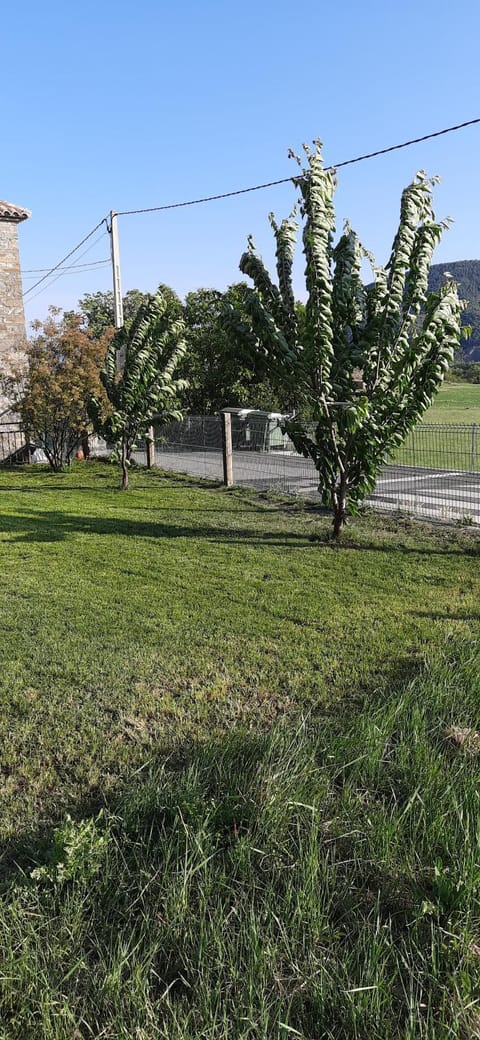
[22,116,480,299]
[23,258,110,275]
[24,230,109,304]
[23,218,108,297]
[116,117,480,217]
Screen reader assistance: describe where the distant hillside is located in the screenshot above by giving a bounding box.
[427,260,480,361]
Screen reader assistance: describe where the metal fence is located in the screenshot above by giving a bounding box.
[144,416,225,482]
[368,424,480,524]
[2,415,479,525]
[0,423,109,466]
[137,417,480,525]
[0,420,30,465]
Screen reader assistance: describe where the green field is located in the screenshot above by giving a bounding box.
[392,383,480,470]
[0,464,479,1038]
[395,422,480,471]
[424,381,480,424]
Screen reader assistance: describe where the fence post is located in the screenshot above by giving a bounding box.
[146,425,155,469]
[471,424,477,472]
[221,411,233,487]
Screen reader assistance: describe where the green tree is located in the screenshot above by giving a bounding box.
[80,284,289,414]
[450,360,480,383]
[232,142,465,535]
[13,308,111,471]
[89,289,187,489]
[77,286,182,338]
[182,283,283,413]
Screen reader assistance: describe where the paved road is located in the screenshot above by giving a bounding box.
[370,465,480,523]
[132,448,480,524]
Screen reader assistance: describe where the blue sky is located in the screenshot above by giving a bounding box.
[3,0,480,326]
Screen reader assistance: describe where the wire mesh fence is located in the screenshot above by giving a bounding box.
[135,416,225,482]
[371,424,480,523]
[394,424,480,473]
[141,416,480,525]
[2,413,479,525]
[0,423,108,466]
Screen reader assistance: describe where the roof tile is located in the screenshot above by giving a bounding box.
[0,200,31,222]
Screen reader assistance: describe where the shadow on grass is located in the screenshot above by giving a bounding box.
[0,507,477,557]
[0,645,424,891]
[0,467,224,493]
[0,492,270,518]
[0,509,310,546]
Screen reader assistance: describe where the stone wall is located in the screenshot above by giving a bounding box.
[0,220,27,359]
[0,219,27,414]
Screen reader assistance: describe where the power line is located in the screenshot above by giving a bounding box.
[23,258,110,275]
[328,116,480,169]
[24,230,109,304]
[25,233,109,303]
[116,117,480,217]
[21,116,480,302]
[25,251,108,306]
[23,217,108,297]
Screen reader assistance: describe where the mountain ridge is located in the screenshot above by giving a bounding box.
[427,259,480,360]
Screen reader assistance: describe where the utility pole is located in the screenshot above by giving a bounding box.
[109,211,125,372]
[108,209,155,468]
[109,211,124,330]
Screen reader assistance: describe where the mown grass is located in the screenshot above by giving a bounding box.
[0,462,479,1038]
[424,383,480,425]
[392,383,480,472]
[0,463,478,844]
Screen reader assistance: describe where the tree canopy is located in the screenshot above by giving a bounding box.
[182,283,284,414]
[231,141,465,534]
[13,308,111,470]
[77,285,183,338]
[89,288,187,488]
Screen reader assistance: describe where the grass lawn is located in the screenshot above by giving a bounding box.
[391,384,480,471]
[394,422,480,472]
[424,381,480,425]
[1,463,480,1038]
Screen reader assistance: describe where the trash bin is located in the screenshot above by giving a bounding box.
[221,409,289,451]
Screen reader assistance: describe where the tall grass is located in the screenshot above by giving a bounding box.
[2,639,480,1039]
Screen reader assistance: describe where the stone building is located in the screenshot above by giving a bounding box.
[0,199,31,416]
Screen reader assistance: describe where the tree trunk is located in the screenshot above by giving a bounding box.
[47,441,63,472]
[332,471,347,537]
[81,430,90,458]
